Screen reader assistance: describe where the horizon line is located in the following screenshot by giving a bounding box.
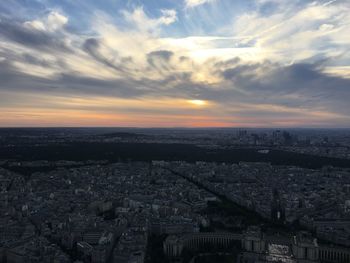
[1,126,350,130]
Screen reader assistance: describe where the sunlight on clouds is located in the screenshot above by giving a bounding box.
[185,0,214,8]
[89,12,254,83]
[47,11,68,31]
[233,1,350,64]
[324,66,350,79]
[12,61,58,78]
[92,11,162,69]
[190,47,263,62]
[159,9,178,25]
[24,11,68,32]
[24,20,46,31]
[122,7,177,33]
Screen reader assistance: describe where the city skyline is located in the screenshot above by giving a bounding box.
[0,0,350,127]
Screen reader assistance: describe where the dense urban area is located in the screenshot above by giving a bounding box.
[1,128,350,263]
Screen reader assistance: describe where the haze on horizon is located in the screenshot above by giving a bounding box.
[0,0,350,128]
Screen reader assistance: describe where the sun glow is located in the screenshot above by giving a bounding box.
[188,99,208,106]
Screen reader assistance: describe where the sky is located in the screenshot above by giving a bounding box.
[0,0,350,128]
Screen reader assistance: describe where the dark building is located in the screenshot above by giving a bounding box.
[271,189,285,223]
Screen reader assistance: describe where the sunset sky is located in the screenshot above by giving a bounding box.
[0,0,350,127]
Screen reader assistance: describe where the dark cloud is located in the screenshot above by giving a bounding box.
[147,50,174,70]
[83,38,130,73]
[222,63,261,80]
[83,37,99,50]
[0,18,71,52]
[0,46,67,69]
[214,57,241,68]
[263,63,350,101]
[148,50,174,61]
[0,60,49,88]
[216,61,350,114]
[21,54,52,67]
[0,60,147,98]
[179,56,190,62]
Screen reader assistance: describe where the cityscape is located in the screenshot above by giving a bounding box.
[1,0,350,262]
[1,128,350,262]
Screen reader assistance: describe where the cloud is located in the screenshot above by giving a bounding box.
[122,7,177,33]
[83,38,127,73]
[232,0,350,64]
[0,59,148,98]
[185,0,214,8]
[47,11,68,31]
[0,18,71,53]
[21,53,54,68]
[24,11,68,32]
[217,60,350,116]
[147,50,174,71]
[24,20,46,31]
[159,9,178,25]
